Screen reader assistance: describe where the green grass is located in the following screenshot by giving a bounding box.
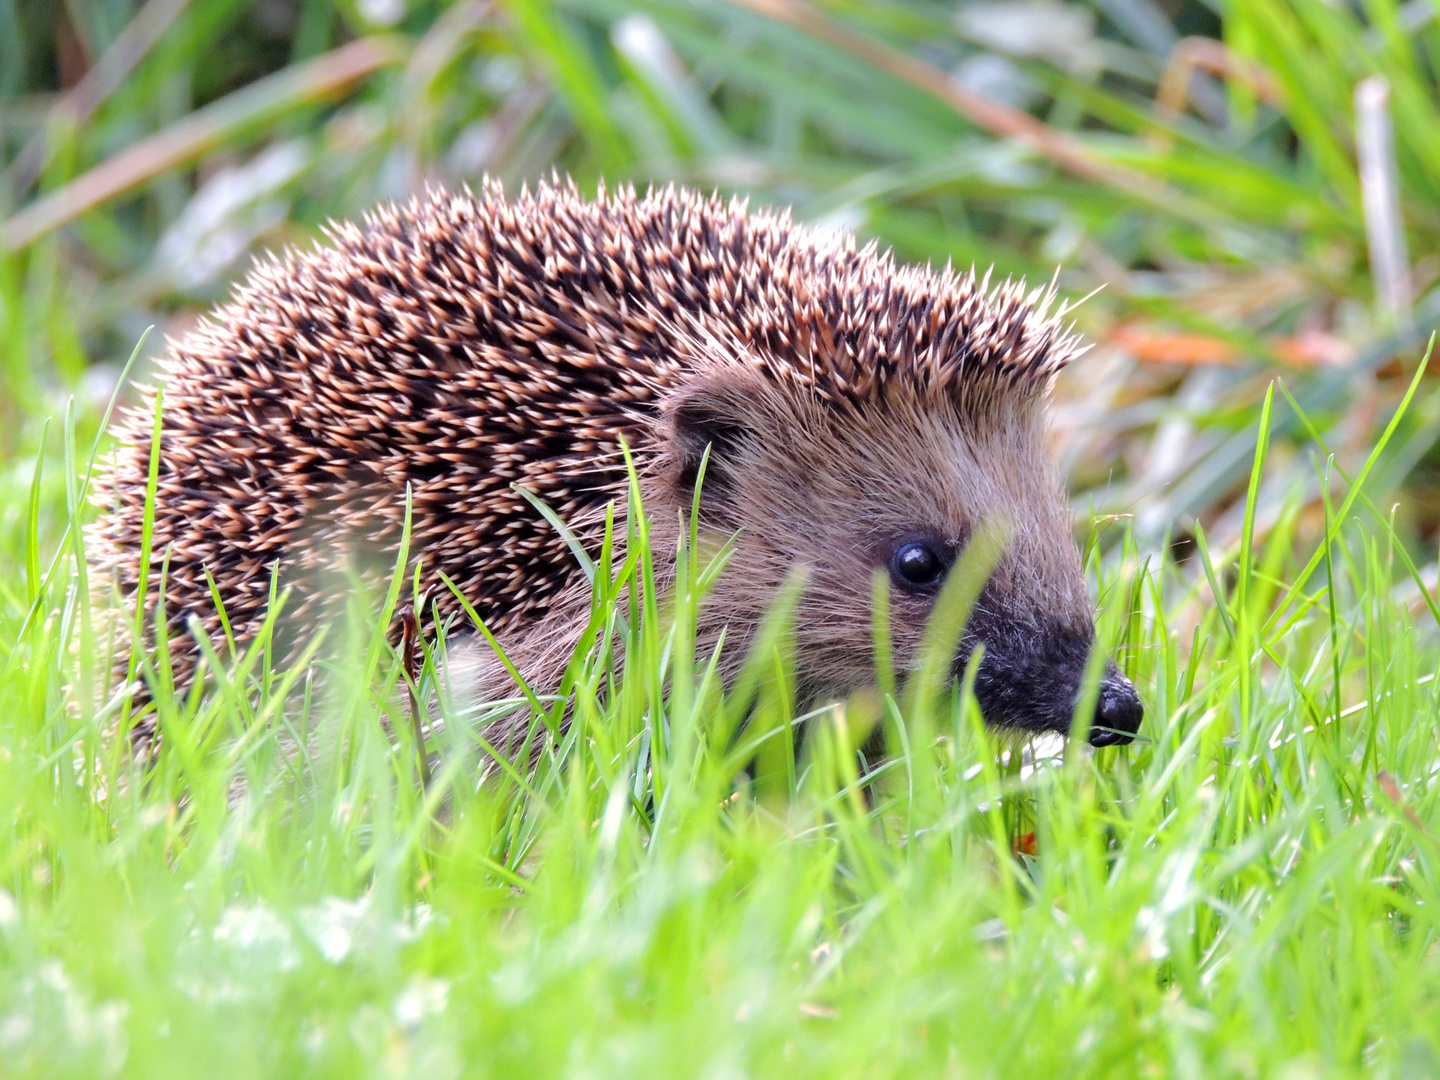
[2,362,1440,1078]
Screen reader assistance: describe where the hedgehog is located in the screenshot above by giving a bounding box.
[90,177,1143,754]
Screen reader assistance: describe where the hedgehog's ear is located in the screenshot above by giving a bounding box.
[668,377,761,510]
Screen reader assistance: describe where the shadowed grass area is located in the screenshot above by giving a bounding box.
[1,354,1440,1077]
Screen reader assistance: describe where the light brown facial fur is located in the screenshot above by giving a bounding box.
[91,179,1142,752]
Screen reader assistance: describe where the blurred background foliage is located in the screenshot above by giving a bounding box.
[3,0,1440,570]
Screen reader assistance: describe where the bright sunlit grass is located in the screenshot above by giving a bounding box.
[3,363,1440,1079]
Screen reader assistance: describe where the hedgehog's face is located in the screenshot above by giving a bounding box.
[665,369,1142,747]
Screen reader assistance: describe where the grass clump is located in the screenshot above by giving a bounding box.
[0,371,1438,1078]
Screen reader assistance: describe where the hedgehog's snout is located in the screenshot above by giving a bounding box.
[1089,666,1143,747]
[964,619,1142,746]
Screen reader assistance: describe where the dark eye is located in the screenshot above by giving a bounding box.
[891,541,947,591]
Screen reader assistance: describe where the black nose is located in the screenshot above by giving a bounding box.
[1089,674,1143,747]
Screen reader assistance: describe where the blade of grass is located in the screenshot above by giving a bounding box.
[2,36,406,249]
